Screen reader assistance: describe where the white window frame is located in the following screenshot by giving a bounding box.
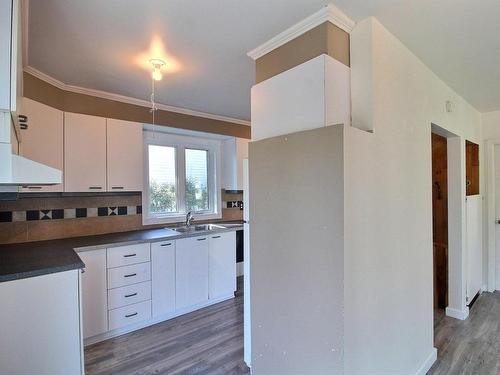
[143,131,222,225]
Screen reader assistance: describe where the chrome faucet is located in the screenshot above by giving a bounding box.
[185,211,194,227]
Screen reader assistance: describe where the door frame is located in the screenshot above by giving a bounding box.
[485,138,500,292]
[431,124,469,319]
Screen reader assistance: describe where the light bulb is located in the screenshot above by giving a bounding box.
[152,68,162,81]
[149,58,166,81]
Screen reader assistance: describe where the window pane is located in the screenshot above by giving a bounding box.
[185,148,209,211]
[148,145,177,214]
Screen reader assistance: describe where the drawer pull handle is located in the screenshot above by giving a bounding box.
[212,236,221,239]
[123,253,137,258]
[112,186,124,190]
[197,238,207,241]
[124,292,138,298]
[125,312,138,318]
[161,243,172,246]
[26,186,42,190]
[89,186,102,190]
[124,273,137,278]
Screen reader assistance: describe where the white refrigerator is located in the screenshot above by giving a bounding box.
[243,158,251,367]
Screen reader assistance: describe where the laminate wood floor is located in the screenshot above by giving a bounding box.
[85,277,249,375]
[428,291,500,375]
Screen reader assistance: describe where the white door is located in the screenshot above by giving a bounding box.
[209,231,236,299]
[64,112,107,192]
[106,118,143,192]
[79,249,108,339]
[19,98,64,192]
[151,240,176,317]
[176,236,209,310]
[466,195,482,303]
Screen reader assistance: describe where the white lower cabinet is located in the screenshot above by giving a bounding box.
[107,262,151,289]
[80,249,108,339]
[108,300,152,331]
[108,281,151,310]
[80,231,237,344]
[0,270,83,375]
[209,231,237,299]
[176,236,210,310]
[152,240,176,317]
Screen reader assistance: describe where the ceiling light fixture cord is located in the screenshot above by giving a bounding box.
[150,72,157,136]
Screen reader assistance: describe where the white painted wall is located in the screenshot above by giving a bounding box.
[345,17,481,374]
[221,137,237,190]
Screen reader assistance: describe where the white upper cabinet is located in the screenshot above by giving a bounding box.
[0,0,22,113]
[106,118,143,192]
[20,98,64,192]
[64,112,107,192]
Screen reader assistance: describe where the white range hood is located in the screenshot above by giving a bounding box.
[0,142,62,186]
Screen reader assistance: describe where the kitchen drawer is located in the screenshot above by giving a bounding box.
[108,281,151,310]
[107,262,151,289]
[108,300,151,331]
[107,243,150,268]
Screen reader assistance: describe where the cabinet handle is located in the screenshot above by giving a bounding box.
[160,243,172,247]
[24,186,42,190]
[124,293,137,298]
[212,236,221,239]
[125,312,138,318]
[123,253,136,258]
[112,186,124,190]
[89,186,102,190]
[124,273,137,278]
[197,238,207,241]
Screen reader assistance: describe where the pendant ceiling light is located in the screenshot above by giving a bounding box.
[149,59,166,133]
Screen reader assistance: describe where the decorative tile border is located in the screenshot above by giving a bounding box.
[0,205,143,223]
[225,201,244,210]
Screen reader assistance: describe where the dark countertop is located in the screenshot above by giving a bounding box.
[0,221,244,283]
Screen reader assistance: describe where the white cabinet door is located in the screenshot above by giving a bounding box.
[106,118,143,192]
[0,270,83,375]
[176,236,209,310]
[209,231,236,299]
[79,249,108,339]
[20,98,64,192]
[151,240,176,317]
[64,112,106,192]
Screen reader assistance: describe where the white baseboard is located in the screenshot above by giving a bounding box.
[445,306,469,320]
[415,348,437,375]
[237,261,244,277]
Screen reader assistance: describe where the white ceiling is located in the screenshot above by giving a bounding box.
[28,1,500,122]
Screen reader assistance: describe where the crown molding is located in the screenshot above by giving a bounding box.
[23,65,251,126]
[247,4,355,60]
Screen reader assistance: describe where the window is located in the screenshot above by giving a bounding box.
[143,132,221,224]
[185,149,209,212]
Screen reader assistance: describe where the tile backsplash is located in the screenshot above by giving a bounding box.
[0,190,243,244]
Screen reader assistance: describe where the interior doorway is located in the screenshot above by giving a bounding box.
[432,133,448,310]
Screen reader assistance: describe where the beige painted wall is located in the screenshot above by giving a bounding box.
[255,21,349,83]
[249,126,344,374]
